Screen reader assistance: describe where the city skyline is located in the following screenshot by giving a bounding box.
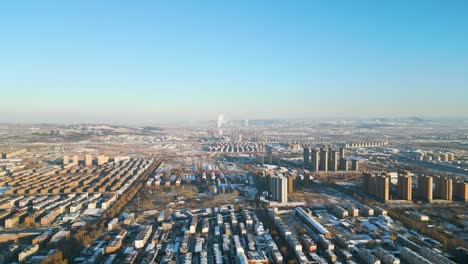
[1,1,468,123]
[1,2,467,263]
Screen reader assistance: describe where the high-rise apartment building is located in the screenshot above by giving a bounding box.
[311,149,319,172]
[339,147,345,159]
[454,179,468,201]
[351,160,359,171]
[417,175,433,201]
[341,160,349,171]
[63,155,69,165]
[447,153,455,161]
[319,148,328,172]
[85,155,93,166]
[97,155,109,166]
[271,175,288,203]
[303,148,310,168]
[397,170,412,201]
[265,145,273,164]
[363,172,374,195]
[434,176,453,200]
[302,146,353,172]
[288,174,295,193]
[329,149,339,171]
[363,172,390,202]
[339,148,347,170]
[377,173,390,202]
[72,155,79,165]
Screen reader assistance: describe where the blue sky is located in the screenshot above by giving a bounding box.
[0,1,467,123]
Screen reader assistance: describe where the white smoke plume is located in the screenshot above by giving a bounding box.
[217,114,224,128]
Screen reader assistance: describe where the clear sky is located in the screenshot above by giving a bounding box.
[0,1,467,124]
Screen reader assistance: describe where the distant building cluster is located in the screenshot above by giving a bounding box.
[414,151,456,162]
[73,207,279,264]
[146,163,254,197]
[344,141,389,148]
[1,148,27,159]
[268,207,331,263]
[265,201,461,264]
[208,142,264,153]
[1,159,151,195]
[332,203,375,219]
[146,165,198,188]
[416,135,468,140]
[304,147,359,172]
[0,159,157,231]
[417,174,467,202]
[63,154,130,166]
[257,166,306,207]
[363,170,467,202]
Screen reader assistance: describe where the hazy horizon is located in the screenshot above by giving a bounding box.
[0,112,466,126]
[1,1,467,122]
